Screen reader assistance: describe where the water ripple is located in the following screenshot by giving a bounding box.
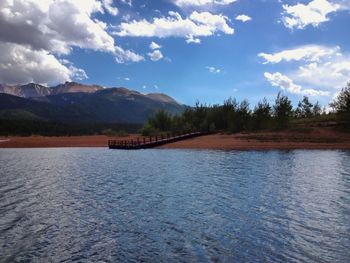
[0,149,350,262]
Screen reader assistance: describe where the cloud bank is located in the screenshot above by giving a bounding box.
[264,72,330,96]
[174,0,237,7]
[0,0,143,85]
[281,0,340,29]
[113,11,234,44]
[260,45,350,98]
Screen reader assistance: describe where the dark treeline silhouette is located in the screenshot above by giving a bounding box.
[0,119,142,136]
[141,84,350,135]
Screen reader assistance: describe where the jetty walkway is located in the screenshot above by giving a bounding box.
[108,131,206,149]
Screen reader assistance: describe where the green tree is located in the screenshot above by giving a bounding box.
[273,92,293,129]
[235,99,251,131]
[312,101,322,117]
[253,98,271,130]
[222,98,238,131]
[148,109,173,131]
[180,108,195,132]
[296,96,313,118]
[330,83,350,123]
[193,101,209,131]
[140,123,157,136]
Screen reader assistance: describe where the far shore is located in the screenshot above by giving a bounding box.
[1,128,350,150]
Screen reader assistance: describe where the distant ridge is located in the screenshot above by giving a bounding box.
[0,81,104,98]
[146,93,178,104]
[51,82,104,95]
[0,82,185,124]
[0,83,50,98]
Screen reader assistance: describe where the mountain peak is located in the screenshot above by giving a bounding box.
[0,82,181,106]
[115,87,141,95]
[146,93,179,104]
[51,82,104,94]
[0,83,185,124]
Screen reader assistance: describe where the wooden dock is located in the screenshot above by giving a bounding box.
[108,132,206,149]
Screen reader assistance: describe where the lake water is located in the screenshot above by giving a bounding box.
[0,149,350,262]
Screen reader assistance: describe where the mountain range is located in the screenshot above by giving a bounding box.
[0,82,185,124]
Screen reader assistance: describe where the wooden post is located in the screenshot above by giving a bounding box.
[143,137,146,144]
[150,136,152,142]
[155,135,158,141]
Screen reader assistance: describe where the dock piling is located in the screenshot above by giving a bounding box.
[108,131,207,150]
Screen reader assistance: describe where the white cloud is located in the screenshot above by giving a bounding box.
[0,42,86,85]
[260,45,350,98]
[259,45,340,64]
[148,50,164,61]
[114,46,144,63]
[189,11,234,33]
[174,0,237,7]
[0,0,116,54]
[264,72,329,96]
[293,60,350,90]
[186,35,201,44]
[206,66,221,73]
[235,14,252,22]
[281,0,340,29]
[60,59,89,80]
[150,41,161,50]
[102,0,118,16]
[0,0,143,84]
[121,0,132,7]
[68,66,89,81]
[113,11,234,43]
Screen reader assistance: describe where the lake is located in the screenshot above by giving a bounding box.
[0,149,350,262]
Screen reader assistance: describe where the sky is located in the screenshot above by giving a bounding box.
[0,0,350,107]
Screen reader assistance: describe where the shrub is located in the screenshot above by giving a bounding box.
[139,123,157,136]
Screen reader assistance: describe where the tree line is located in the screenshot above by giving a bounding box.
[141,83,350,135]
[1,84,349,136]
[0,119,142,136]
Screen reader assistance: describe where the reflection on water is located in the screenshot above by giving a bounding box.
[0,149,349,262]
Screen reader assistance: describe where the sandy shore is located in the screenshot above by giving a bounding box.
[160,133,350,150]
[1,128,349,150]
[0,135,108,148]
[160,128,350,150]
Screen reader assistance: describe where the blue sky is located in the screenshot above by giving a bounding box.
[1,0,350,107]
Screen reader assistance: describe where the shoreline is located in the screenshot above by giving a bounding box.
[1,128,350,150]
[160,129,350,150]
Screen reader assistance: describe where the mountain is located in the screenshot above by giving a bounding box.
[51,82,104,94]
[0,81,103,98]
[0,83,51,98]
[0,82,185,124]
[0,93,93,122]
[146,93,178,104]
